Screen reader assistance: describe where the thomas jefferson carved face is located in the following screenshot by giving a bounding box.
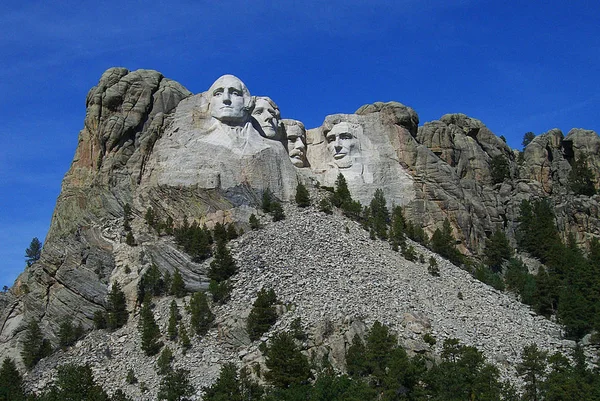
[208,75,253,125]
[252,97,281,139]
[285,122,307,168]
[326,122,358,167]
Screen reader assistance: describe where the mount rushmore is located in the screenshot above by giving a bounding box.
[1,67,600,380]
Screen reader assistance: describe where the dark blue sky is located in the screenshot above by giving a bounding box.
[1,0,599,287]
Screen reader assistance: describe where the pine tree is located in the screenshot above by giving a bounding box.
[170,269,186,298]
[389,206,406,249]
[208,241,237,282]
[430,218,462,265]
[167,300,180,341]
[58,318,84,349]
[226,223,238,240]
[522,132,535,148]
[569,155,596,196]
[25,237,42,267]
[517,344,548,401]
[157,368,194,401]
[295,181,311,207]
[44,363,109,400]
[247,288,278,341]
[369,189,389,240]
[178,323,191,354]
[123,203,133,231]
[106,282,128,331]
[261,189,273,213]
[264,331,311,388]
[202,362,243,401]
[484,229,512,272]
[156,346,174,376]
[21,319,52,369]
[490,155,510,184]
[331,173,351,208]
[271,202,285,222]
[0,358,25,401]
[346,334,368,378]
[249,214,261,230]
[189,292,214,336]
[138,302,163,356]
[365,321,397,383]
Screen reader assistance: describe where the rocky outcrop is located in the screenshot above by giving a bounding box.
[3,67,600,384]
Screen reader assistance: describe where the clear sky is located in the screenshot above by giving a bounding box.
[1,1,599,288]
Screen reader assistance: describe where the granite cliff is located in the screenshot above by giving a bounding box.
[1,68,600,396]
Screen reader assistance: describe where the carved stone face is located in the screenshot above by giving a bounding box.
[208,75,252,125]
[252,97,280,139]
[326,122,358,167]
[286,124,307,167]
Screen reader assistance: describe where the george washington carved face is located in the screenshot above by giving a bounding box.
[208,75,254,126]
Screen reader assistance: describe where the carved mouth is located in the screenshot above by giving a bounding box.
[333,153,347,159]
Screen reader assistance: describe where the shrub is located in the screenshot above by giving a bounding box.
[247,288,278,341]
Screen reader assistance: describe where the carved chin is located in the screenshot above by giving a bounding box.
[261,125,277,138]
[290,156,305,167]
[334,158,353,169]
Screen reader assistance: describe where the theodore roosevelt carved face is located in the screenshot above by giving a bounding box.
[208,75,254,126]
[325,122,359,168]
[252,97,281,140]
[283,119,307,168]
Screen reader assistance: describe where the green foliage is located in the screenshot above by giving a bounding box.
[189,291,214,336]
[344,335,368,378]
[490,155,510,184]
[295,181,311,207]
[178,323,191,354]
[365,321,397,383]
[93,310,107,330]
[138,264,167,302]
[138,302,162,356]
[569,155,596,196]
[157,368,194,401]
[262,189,274,213]
[401,244,417,262]
[208,241,237,282]
[126,368,137,384]
[174,220,212,262]
[111,389,134,401]
[318,198,333,214]
[249,214,261,230]
[226,223,238,240]
[368,189,389,240]
[40,363,109,401]
[247,288,278,341]
[123,203,133,231]
[58,319,84,349]
[504,258,536,305]
[330,173,362,220]
[264,331,311,388]
[430,219,462,265]
[517,344,548,401]
[428,257,440,276]
[484,229,512,272]
[156,346,174,376]
[405,220,428,245]
[516,199,561,264]
[106,282,128,331]
[125,231,136,246]
[290,317,307,342]
[21,319,52,369]
[167,300,180,341]
[474,265,505,291]
[388,206,406,250]
[271,202,285,221]
[202,362,243,401]
[170,269,186,298]
[209,280,232,305]
[522,131,535,148]
[0,357,25,401]
[424,338,502,401]
[25,237,42,267]
[144,207,156,228]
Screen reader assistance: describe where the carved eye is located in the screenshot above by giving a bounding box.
[213,89,223,96]
[231,89,243,96]
[340,133,352,140]
[326,135,335,143]
[253,107,263,115]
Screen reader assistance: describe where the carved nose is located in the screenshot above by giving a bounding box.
[222,92,231,104]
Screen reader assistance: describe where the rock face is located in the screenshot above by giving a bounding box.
[2,67,600,387]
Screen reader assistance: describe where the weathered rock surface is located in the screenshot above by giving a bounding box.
[2,68,600,397]
[20,204,590,399]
